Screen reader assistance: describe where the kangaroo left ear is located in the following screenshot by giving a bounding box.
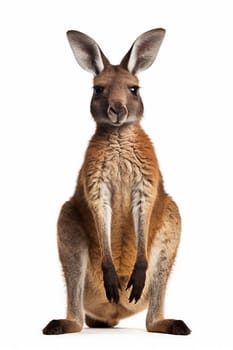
[120,28,166,75]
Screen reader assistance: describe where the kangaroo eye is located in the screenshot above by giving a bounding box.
[129,86,139,96]
[93,86,104,95]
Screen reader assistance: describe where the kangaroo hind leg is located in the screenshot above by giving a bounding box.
[43,200,88,335]
[146,198,191,335]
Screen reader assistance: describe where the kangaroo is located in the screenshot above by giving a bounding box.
[43,28,191,335]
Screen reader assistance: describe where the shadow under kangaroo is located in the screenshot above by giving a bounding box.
[43,28,191,336]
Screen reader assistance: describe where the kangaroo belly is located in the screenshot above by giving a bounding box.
[110,163,137,276]
[111,209,136,276]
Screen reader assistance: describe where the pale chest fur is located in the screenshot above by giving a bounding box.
[82,125,159,211]
[102,135,144,209]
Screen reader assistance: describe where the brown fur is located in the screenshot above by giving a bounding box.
[42,29,191,336]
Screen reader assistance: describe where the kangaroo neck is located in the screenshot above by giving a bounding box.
[94,122,143,141]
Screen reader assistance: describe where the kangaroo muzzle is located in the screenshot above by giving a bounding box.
[107,102,128,125]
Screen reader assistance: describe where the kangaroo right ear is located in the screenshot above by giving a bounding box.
[66,30,109,75]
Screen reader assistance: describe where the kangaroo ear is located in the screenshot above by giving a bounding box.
[120,28,166,75]
[66,30,110,75]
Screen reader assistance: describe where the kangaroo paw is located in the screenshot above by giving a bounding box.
[126,260,147,303]
[102,260,121,303]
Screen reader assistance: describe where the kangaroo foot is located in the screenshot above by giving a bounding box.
[147,319,191,335]
[42,319,82,335]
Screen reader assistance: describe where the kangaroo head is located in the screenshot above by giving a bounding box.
[67,29,165,127]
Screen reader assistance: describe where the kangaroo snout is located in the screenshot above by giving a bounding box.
[107,102,128,125]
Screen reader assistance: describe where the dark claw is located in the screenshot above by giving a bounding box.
[126,277,133,291]
[126,261,147,304]
[102,260,121,304]
[128,281,145,304]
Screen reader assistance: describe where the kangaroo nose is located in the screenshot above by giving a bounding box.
[107,102,128,124]
[109,104,125,116]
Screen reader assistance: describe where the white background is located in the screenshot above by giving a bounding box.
[0,0,232,349]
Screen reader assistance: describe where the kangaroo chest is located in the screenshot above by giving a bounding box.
[102,140,143,206]
[84,129,157,213]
